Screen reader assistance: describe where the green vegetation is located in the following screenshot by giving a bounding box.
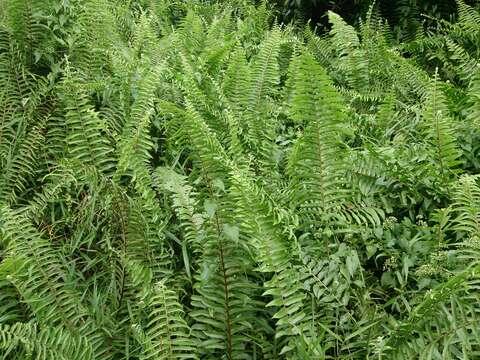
[1,0,480,358]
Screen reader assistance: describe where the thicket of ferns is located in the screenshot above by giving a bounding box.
[0,0,479,359]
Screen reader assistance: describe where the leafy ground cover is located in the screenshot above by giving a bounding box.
[1,0,480,358]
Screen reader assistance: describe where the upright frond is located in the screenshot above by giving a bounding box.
[422,78,462,182]
[287,51,348,223]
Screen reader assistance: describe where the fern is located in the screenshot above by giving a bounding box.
[421,77,462,182]
[1,0,480,359]
[0,322,95,360]
[136,280,197,360]
[451,175,480,239]
[0,206,111,359]
[60,71,115,173]
[287,51,350,226]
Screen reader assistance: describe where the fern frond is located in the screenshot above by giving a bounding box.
[71,0,120,80]
[137,280,197,359]
[328,11,360,56]
[116,66,162,208]
[0,322,95,360]
[0,119,47,205]
[443,38,478,82]
[201,9,236,74]
[176,101,232,182]
[229,168,309,355]
[0,278,24,325]
[239,27,284,176]
[0,206,112,359]
[456,0,480,35]
[178,55,230,140]
[422,78,462,181]
[223,45,251,116]
[3,0,52,65]
[189,195,260,359]
[382,265,480,359]
[466,69,480,129]
[60,70,115,173]
[287,51,348,224]
[451,175,480,237]
[155,167,203,257]
[163,105,261,358]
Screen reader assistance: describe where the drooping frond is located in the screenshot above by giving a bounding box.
[0,322,95,360]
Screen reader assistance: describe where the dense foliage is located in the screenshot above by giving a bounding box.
[275,0,480,41]
[1,0,480,358]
